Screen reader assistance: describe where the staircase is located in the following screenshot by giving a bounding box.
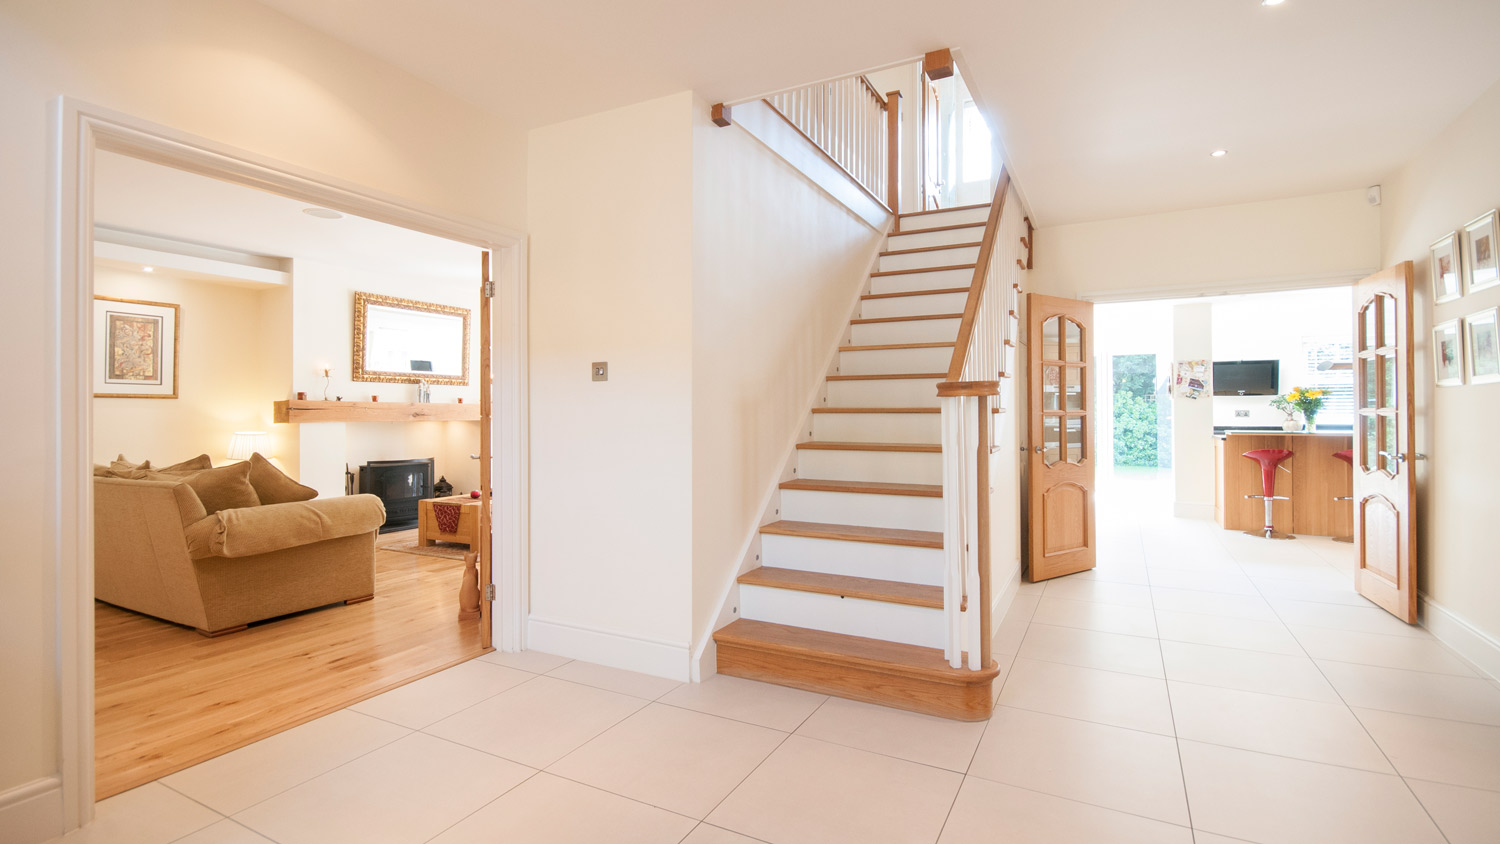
[714,202,1002,721]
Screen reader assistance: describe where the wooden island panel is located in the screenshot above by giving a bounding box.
[1215,432,1352,537]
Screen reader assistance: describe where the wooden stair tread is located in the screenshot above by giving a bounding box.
[779,478,942,498]
[862,286,969,301]
[715,619,998,686]
[849,313,963,325]
[795,441,940,452]
[825,372,945,381]
[839,341,954,352]
[759,519,942,548]
[889,221,985,235]
[879,241,983,257]
[738,567,943,609]
[810,406,939,414]
[897,202,990,218]
[869,263,976,278]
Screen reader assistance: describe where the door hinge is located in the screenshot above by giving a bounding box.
[483,583,496,601]
[482,280,496,298]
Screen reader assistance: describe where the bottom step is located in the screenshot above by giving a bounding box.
[713,619,999,721]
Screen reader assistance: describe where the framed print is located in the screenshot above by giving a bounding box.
[1433,318,1464,386]
[93,296,179,398]
[1464,210,1499,293]
[1431,230,1463,303]
[1464,307,1500,385]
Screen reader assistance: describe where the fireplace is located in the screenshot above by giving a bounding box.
[358,458,435,533]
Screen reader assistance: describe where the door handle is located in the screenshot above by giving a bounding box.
[1377,451,1406,463]
[469,454,481,459]
[1033,446,1045,454]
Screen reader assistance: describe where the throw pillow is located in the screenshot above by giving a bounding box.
[110,454,145,471]
[156,454,213,475]
[147,462,260,515]
[247,452,317,505]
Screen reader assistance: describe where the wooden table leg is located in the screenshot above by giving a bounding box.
[458,551,481,619]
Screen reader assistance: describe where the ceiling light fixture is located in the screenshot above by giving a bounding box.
[1210,149,1228,158]
[302,207,344,220]
[1261,0,1286,6]
[142,266,154,272]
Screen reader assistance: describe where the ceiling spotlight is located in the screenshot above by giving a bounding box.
[1261,0,1286,6]
[1210,149,1228,158]
[142,266,154,272]
[302,207,344,220]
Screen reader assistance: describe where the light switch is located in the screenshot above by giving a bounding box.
[592,361,608,381]
[1234,410,1250,418]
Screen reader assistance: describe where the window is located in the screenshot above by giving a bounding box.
[959,101,992,183]
[1302,338,1354,425]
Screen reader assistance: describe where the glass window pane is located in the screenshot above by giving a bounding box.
[1043,415,1062,466]
[1065,416,1085,464]
[1363,358,1377,408]
[1383,415,1399,475]
[1043,366,1061,410]
[1361,303,1377,352]
[1063,320,1083,362]
[1382,294,1398,350]
[1042,317,1061,361]
[1362,415,1377,473]
[1064,366,1084,410]
[1382,355,1397,409]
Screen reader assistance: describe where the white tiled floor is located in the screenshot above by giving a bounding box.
[57,476,1500,844]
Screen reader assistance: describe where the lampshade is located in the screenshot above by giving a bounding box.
[227,431,270,462]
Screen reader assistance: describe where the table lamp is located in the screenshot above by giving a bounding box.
[227,431,270,462]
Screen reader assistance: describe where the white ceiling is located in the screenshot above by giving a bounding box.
[251,0,1500,225]
[94,151,483,283]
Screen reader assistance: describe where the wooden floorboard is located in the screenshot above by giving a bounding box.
[94,530,483,798]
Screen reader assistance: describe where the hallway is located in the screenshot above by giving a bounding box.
[59,495,1500,844]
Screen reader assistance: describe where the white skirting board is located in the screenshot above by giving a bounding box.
[0,777,62,844]
[1420,595,1500,682]
[526,615,691,682]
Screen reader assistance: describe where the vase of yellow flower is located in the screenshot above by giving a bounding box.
[1270,387,1326,432]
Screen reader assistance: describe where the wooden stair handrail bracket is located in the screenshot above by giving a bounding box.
[923,48,955,81]
[711,103,732,127]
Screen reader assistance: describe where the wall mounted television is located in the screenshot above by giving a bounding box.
[1213,360,1280,396]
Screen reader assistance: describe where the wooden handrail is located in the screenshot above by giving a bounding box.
[944,168,1012,382]
[761,99,894,214]
[860,75,887,108]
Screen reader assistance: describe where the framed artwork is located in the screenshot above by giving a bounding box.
[1464,307,1500,385]
[1431,230,1463,303]
[1433,319,1464,386]
[93,296,179,398]
[1464,210,1499,293]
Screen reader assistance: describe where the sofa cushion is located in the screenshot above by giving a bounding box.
[184,494,386,559]
[247,453,317,505]
[148,462,260,515]
[157,454,214,475]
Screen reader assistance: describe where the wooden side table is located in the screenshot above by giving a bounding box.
[417,495,480,547]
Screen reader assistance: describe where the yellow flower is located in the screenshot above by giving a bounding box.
[1287,391,1301,400]
[1307,389,1324,398]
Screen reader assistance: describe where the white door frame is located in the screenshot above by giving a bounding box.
[48,97,530,830]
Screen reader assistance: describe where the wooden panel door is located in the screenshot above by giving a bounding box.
[1353,263,1418,624]
[1027,294,1096,581]
[922,78,941,209]
[477,251,495,648]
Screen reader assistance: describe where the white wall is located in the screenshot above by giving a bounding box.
[1172,304,1215,518]
[1380,78,1500,672]
[1210,288,1354,429]
[0,0,527,830]
[690,94,886,658]
[526,92,696,678]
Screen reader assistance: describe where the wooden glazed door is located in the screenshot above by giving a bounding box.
[1026,294,1097,581]
[1352,263,1418,623]
[922,78,941,209]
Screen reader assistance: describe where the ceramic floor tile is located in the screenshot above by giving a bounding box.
[232,733,532,844]
[1146,569,1258,596]
[424,675,647,768]
[1017,623,1164,678]
[1317,660,1500,726]
[1251,575,1372,606]
[1406,779,1500,844]
[426,772,696,844]
[477,648,573,674]
[1273,599,1432,638]
[1071,564,1151,585]
[171,821,275,844]
[997,658,1174,735]
[549,703,784,819]
[680,824,766,844]
[162,710,410,815]
[1154,609,1303,655]
[935,777,1193,844]
[1040,577,1154,608]
[1289,625,1479,676]
[992,593,1040,654]
[968,706,1189,824]
[546,659,684,700]
[348,660,533,728]
[706,736,961,844]
[1148,587,1277,621]
[793,695,986,772]
[1354,707,1500,790]
[1168,681,1392,772]
[1031,596,1159,637]
[55,783,221,844]
[659,674,825,731]
[1159,640,1338,702]
[1178,740,1445,844]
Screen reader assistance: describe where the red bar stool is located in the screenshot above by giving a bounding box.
[1331,449,1354,543]
[1242,448,1294,540]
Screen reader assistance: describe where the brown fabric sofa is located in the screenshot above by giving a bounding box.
[94,476,386,636]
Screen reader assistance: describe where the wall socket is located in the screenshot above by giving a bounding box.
[1234,410,1250,418]
[592,362,608,381]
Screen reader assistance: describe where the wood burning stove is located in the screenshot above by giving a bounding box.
[357,458,435,533]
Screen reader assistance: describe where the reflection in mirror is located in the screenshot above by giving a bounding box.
[1363,358,1377,408]
[1382,415,1398,475]
[1043,415,1062,466]
[1043,366,1061,410]
[1382,355,1396,409]
[1063,319,1083,362]
[1381,294,1397,350]
[1065,416,1085,463]
[1362,415,1376,473]
[1043,316,1062,361]
[353,292,471,385]
[1064,365,1084,410]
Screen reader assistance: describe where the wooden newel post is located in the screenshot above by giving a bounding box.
[886,90,902,214]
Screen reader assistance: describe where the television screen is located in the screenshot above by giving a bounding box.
[1213,360,1280,396]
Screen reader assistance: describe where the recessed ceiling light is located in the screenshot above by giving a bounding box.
[1261,0,1286,6]
[302,207,344,220]
[1210,149,1228,158]
[142,266,154,272]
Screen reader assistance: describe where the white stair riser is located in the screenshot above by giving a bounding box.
[879,245,981,272]
[850,317,960,346]
[825,378,942,408]
[812,413,940,444]
[797,448,942,484]
[901,206,990,229]
[886,225,984,251]
[761,534,944,586]
[860,291,969,319]
[839,345,952,375]
[781,489,943,532]
[870,268,974,296]
[739,585,944,648]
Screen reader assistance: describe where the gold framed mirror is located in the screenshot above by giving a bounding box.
[352,291,471,385]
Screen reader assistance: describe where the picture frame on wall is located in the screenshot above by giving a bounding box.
[1433,319,1464,386]
[1464,210,1499,293]
[1431,230,1463,303]
[1464,306,1500,385]
[93,296,179,399]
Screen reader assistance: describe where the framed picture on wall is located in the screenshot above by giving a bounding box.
[1433,319,1464,386]
[1464,210,1499,293]
[1431,230,1463,303]
[1464,307,1500,385]
[93,296,179,399]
